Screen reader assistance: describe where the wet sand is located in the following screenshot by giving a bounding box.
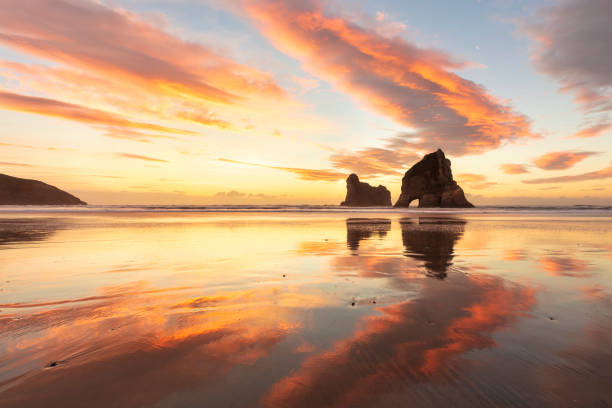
[0,211,611,407]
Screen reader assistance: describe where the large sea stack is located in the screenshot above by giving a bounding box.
[0,173,86,205]
[394,149,473,208]
[341,174,391,207]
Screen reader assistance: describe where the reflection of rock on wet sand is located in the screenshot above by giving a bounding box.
[346,218,391,250]
[0,218,63,246]
[400,217,466,279]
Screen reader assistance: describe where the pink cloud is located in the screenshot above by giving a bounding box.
[241,0,536,162]
[0,90,194,136]
[218,158,345,181]
[523,165,612,184]
[569,122,611,139]
[0,0,290,139]
[116,153,168,163]
[500,164,530,175]
[533,150,597,170]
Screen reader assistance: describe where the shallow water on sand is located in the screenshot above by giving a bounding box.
[0,211,611,407]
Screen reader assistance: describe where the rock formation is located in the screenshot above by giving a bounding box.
[340,174,391,207]
[394,149,473,208]
[0,173,86,205]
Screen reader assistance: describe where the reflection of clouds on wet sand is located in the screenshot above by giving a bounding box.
[261,273,535,408]
[502,249,528,261]
[539,256,592,277]
[0,282,325,407]
[537,293,612,406]
[1,213,611,407]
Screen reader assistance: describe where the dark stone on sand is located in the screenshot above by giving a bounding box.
[394,149,473,208]
[340,174,391,207]
[0,173,86,205]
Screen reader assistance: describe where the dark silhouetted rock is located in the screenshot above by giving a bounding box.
[394,149,473,208]
[341,174,391,207]
[0,173,86,205]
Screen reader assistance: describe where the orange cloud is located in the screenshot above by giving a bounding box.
[570,122,611,139]
[0,0,291,139]
[523,165,612,184]
[116,153,168,163]
[533,150,597,170]
[242,0,536,158]
[0,161,32,167]
[500,163,530,174]
[456,173,487,183]
[0,90,194,136]
[218,158,345,181]
[330,147,417,176]
[456,173,497,190]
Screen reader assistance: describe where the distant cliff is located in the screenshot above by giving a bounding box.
[394,149,473,208]
[0,173,86,205]
[341,174,391,207]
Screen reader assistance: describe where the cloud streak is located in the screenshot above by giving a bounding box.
[533,151,597,170]
[523,0,612,113]
[500,164,530,175]
[218,158,345,181]
[523,165,612,184]
[0,90,195,136]
[455,173,498,190]
[0,0,291,140]
[569,122,611,139]
[241,0,536,160]
[116,153,168,163]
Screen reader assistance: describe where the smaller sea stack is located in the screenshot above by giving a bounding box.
[394,149,473,208]
[341,174,391,207]
[0,173,86,205]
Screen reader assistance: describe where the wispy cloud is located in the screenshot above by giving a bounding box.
[218,158,345,181]
[0,161,32,167]
[500,164,530,175]
[0,0,291,139]
[241,0,536,161]
[116,153,168,163]
[533,151,597,170]
[0,90,194,136]
[569,122,611,139]
[523,165,612,184]
[522,0,612,113]
[329,145,417,176]
[456,173,497,190]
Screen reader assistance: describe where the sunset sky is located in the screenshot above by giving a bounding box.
[1,0,610,205]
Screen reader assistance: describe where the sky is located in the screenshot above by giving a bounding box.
[0,0,610,205]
